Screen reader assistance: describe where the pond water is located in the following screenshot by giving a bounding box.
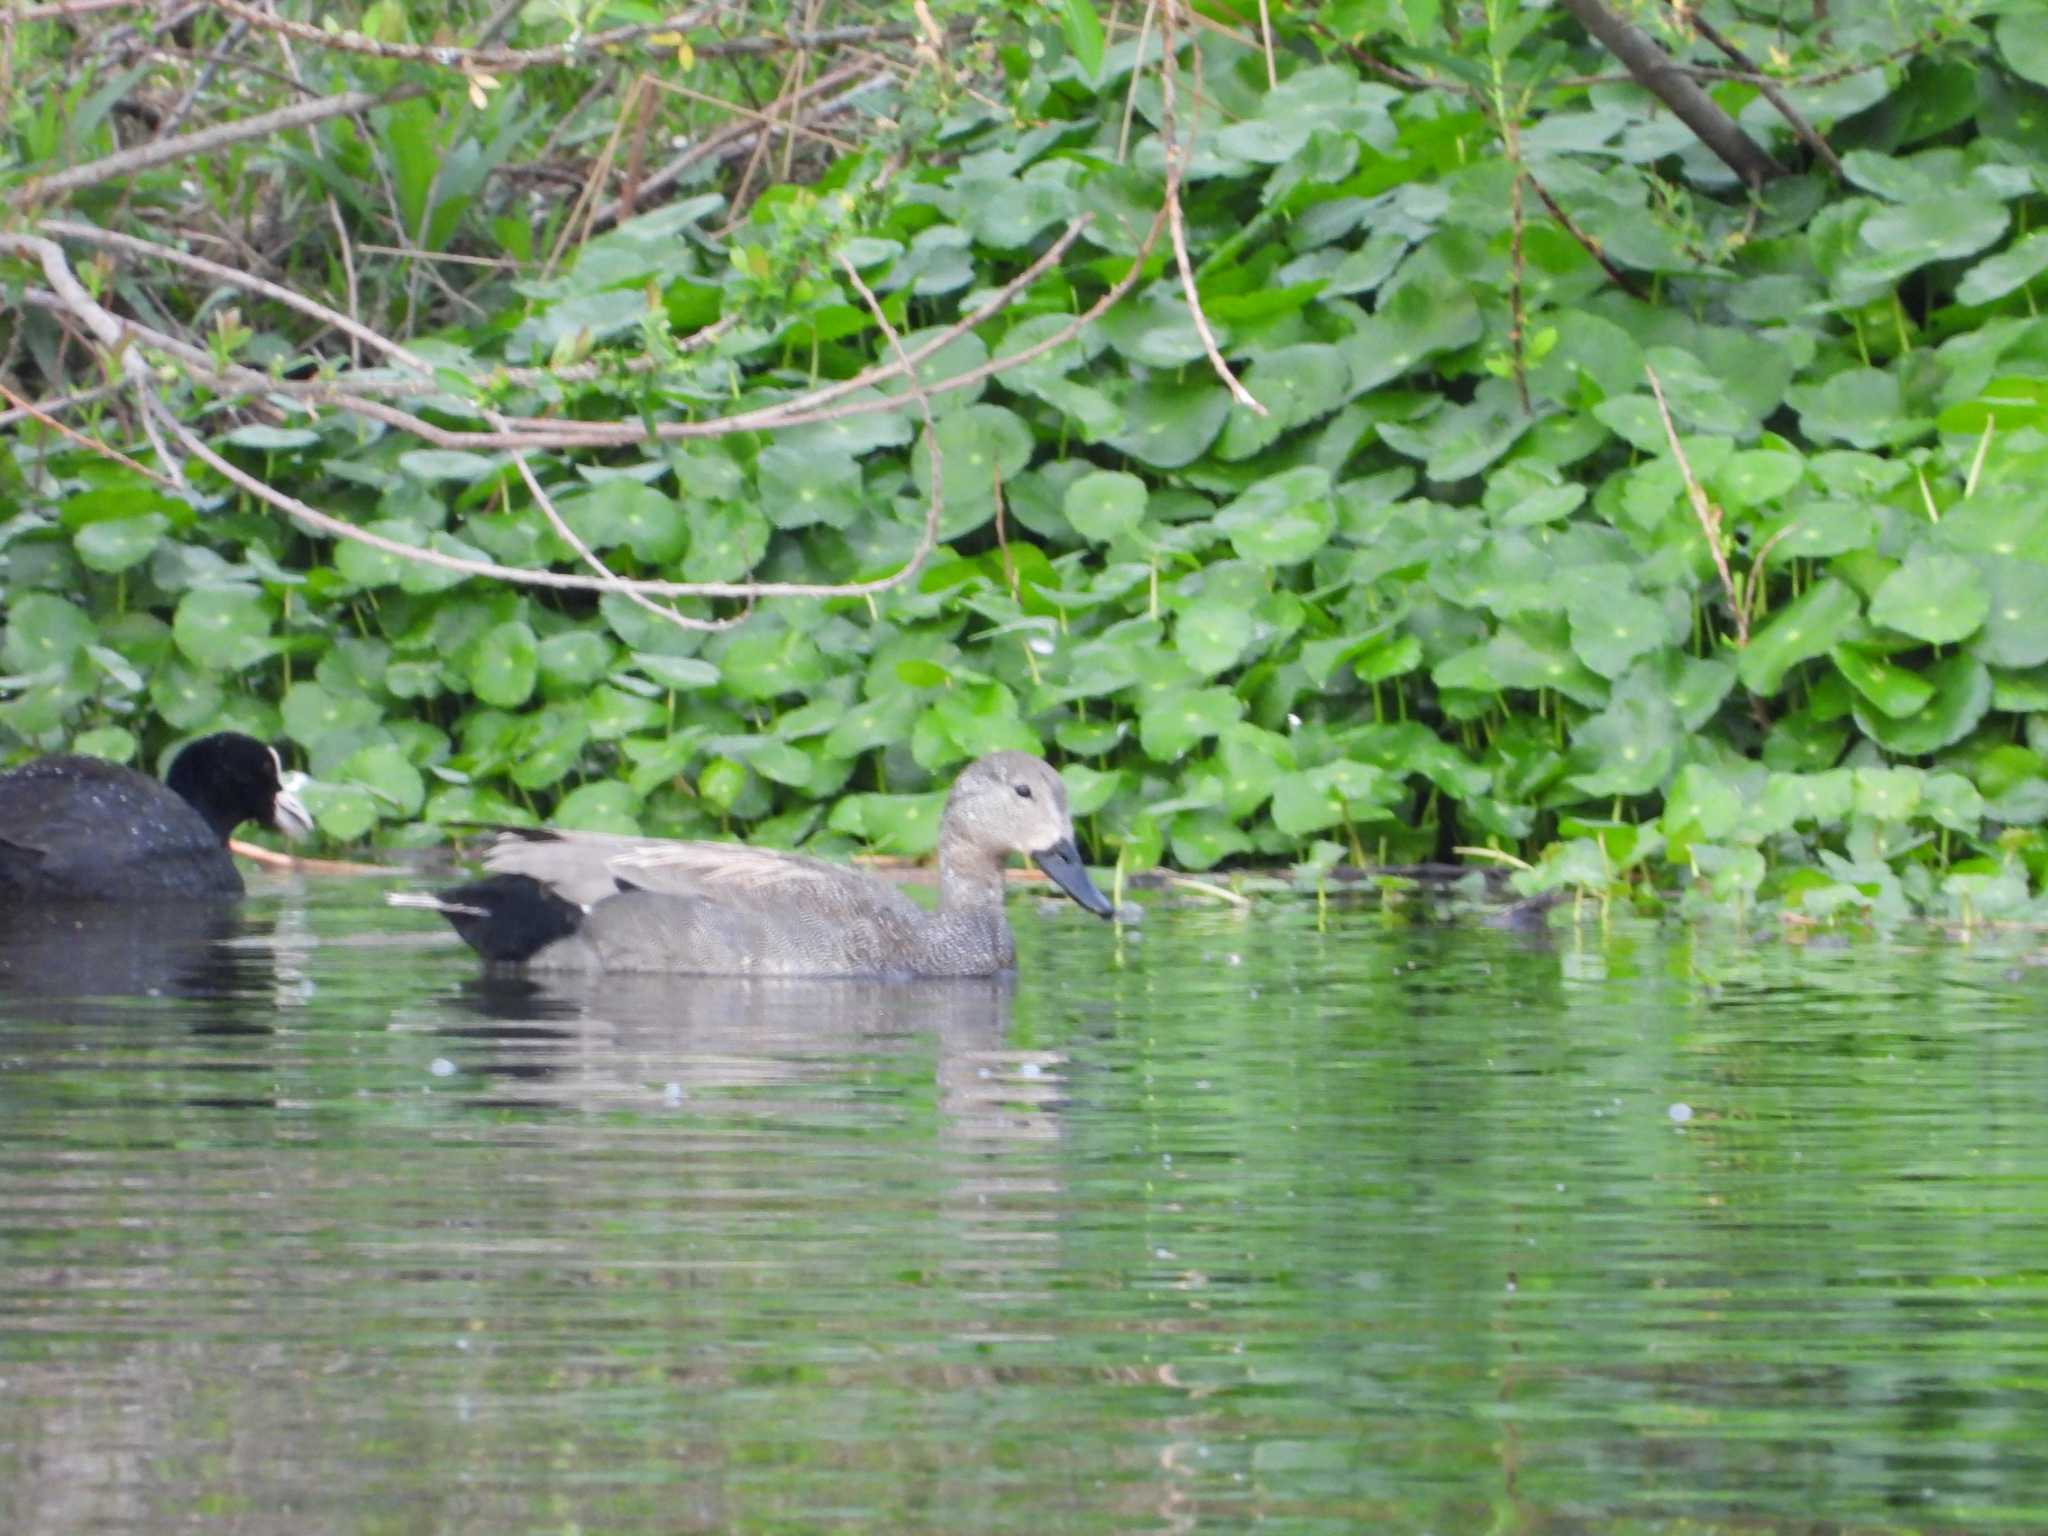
[4,875,2048,1533]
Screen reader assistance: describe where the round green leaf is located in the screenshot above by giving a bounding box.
[223,423,321,451]
[1997,13,2048,87]
[1175,600,1256,676]
[70,725,137,764]
[539,630,613,689]
[1567,588,1665,679]
[298,781,379,842]
[1869,552,1988,644]
[699,756,747,812]
[469,620,539,707]
[172,587,274,671]
[551,780,642,834]
[1104,378,1231,469]
[75,515,167,573]
[338,741,426,818]
[911,404,1035,522]
[681,503,770,583]
[2,593,96,671]
[333,520,421,588]
[1957,230,2048,307]
[1972,559,2048,669]
[282,681,380,747]
[1215,466,1335,565]
[1064,470,1148,543]
[757,443,863,530]
[1138,685,1244,762]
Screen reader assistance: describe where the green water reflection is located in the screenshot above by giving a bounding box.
[3,881,2047,1532]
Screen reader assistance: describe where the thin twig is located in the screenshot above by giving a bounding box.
[0,381,179,488]
[1644,360,1746,646]
[40,218,436,374]
[1157,1,1264,416]
[1525,171,1647,299]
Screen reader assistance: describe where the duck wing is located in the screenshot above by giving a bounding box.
[481,829,923,923]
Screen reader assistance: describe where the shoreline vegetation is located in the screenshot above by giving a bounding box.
[6,0,2048,932]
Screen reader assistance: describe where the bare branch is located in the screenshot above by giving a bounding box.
[1671,1,1844,181]
[1556,0,1785,186]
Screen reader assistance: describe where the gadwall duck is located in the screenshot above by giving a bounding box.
[0,732,312,900]
[390,751,1116,976]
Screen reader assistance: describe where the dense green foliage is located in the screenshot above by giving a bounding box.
[6,1,2048,922]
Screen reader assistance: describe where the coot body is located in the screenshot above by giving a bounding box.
[0,733,311,901]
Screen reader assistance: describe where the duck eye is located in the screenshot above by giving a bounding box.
[1015,784,1033,799]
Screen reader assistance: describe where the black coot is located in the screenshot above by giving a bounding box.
[0,732,312,900]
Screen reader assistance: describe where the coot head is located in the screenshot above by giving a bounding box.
[163,733,314,844]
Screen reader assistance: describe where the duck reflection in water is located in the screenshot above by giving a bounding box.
[427,969,1067,1146]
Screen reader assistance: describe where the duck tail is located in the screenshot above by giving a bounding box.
[387,874,584,963]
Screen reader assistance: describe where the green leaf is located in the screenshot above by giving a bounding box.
[2,593,96,671]
[1568,685,1678,797]
[1064,470,1148,543]
[1175,600,1256,676]
[1972,559,2048,669]
[681,503,770,583]
[1566,588,1665,679]
[1829,643,1934,719]
[565,481,687,563]
[338,741,426,818]
[299,782,380,842]
[1214,466,1335,565]
[1850,654,1991,756]
[757,442,864,530]
[70,725,137,764]
[826,790,945,855]
[1869,552,1988,644]
[552,781,642,834]
[632,652,719,691]
[282,681,379,747]
[470,621,539,707]
[1851,765,1922,823]
[912,404,1035,524]
[172,587,274,671]
[74,514,167,573]
[1138,685,1243,761]
[1997,12,2048,88]
[1105,377,1230,468]
[1957,229,2048,306]
[538,630,613,689]
[398,449,498,483]
[1060,0,1105,77]
[223,423,320,451]
[718,626,825,701]
[1737,577,1860,695]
